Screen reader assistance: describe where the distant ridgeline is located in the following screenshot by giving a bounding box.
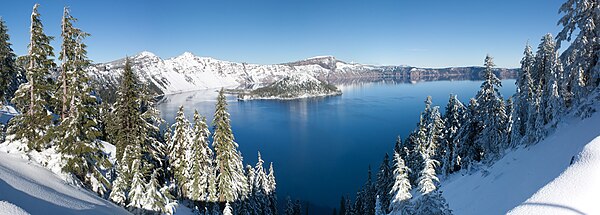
[86,53,517,103]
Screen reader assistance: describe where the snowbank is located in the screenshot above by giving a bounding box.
[0,151,130,215]
[508,136,600,214]
[440,109,600,214]
[0,201,29,215]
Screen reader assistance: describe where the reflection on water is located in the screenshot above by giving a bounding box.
[157,79,516,211]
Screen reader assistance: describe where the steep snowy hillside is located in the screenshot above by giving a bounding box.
[0,151,130,215]
[238,72,342,100]
[440,106,600,214]
[87,52,517,102]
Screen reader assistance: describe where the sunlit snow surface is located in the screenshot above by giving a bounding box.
[441,104,600,214]
[0,147,129,215]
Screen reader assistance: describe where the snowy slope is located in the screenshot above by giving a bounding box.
[508,136,600,214]
[440,107,600,214]
[0,151,130,215]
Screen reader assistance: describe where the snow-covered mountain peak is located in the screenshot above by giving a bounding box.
[178,51,196,60]
[135,51,158,59]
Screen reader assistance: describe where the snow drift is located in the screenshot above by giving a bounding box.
[0,151,129,215]
[441,106,600,214]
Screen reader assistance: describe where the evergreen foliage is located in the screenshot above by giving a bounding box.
[441,95,466,175]
[557,0,600,102]
[388,151,412,214]
[111,58,144,163]
[511,44,536,146]
[374,195,384,215]
[213,89,247,203]
[187,110,213,201]
[375,153,393,214]
[474,55,507,162]
[170,105,191,198]
[0,17,17,105]
[53,7,110,196]
[9,3,56,150]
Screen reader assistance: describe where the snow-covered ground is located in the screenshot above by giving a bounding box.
[508,136,600,215]
[0,151,130,215]
[441,106,600,214]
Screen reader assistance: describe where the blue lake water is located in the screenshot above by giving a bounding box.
[157,79,516,211]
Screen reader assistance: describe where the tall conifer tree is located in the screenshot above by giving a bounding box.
[0,18,17,105]
[213,89,247,203]
[10,3,56,150]
[474,55,507,162]
[55,7,110,195]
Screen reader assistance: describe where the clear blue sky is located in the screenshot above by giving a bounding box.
[0,0,565,68]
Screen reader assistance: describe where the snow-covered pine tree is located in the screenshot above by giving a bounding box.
[405,100,432,184]
[388,151,412,214]
[441,94,466,175]
[535,34,564,128]
[413,96,445,165]
[187,110,213,202]
[375,153,393,214]
[144,169,167,214]
[253,152,269,214]
[161,184,179,215]
[55,12,110,195]
[223,202,233,215]
[511,44,536,146]
[425,107,445,162]
[170,105,191,198]
[109,148,130,206]
[9,3,56,150]
[160,123,174,182]
[213,89,247,203]
[455,98,481,171]
[412,152,451,215]
[0,17,17,106]
[557,0,600,103]
[56,7,82,120]
[266,162,278,215]
[241,165,256,215]
[405,131,424,184]
[139,84,165,168]
[359,166,377,215]
[394,135,403,155]
[412,190,452,215]
[207,164,218,203]
[474,55,507,162]
[111,58,144,163]
[374,195,384,215]
[127,155,148,214]
[109,59,149,206]
[417,153,438,197]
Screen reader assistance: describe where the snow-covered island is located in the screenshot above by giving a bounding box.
[237,73,342,100]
